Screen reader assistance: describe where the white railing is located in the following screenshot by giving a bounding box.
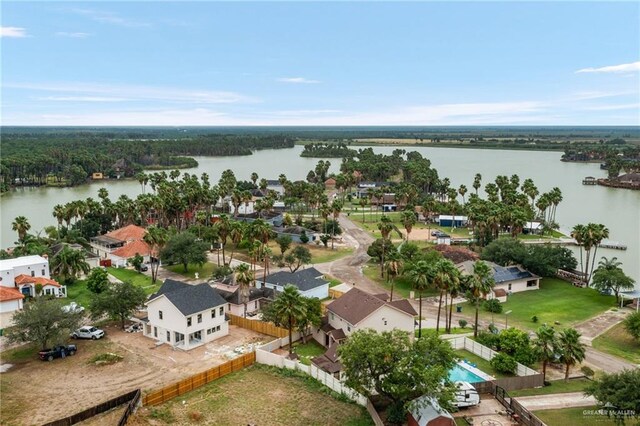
[450,336,539,377]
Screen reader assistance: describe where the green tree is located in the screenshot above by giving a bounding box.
[12,215,31,242]
[431,259,460,333]
[128,253,144,272]
[283,245,311,273]
[160,232,209,273]
[481,238,527,266]
[400,210,416,241]
[591,257,636,303]
[623,312,640,340]
[490,353,517,375]
[406,260,433,339]
[295,297,322,343]
[275,234,293,255]
[86,267,110,294]
[533,324,558,381]
[50,246,90,284]
[7,297,83,350]
[330,199,343,250]
[262,285,305,357]
[143,225,169,283]
[90,281,147,330]
[557,328,586,380]
[234,263,254,318]
[339,329,456,419]
[585,369,640,420]
[377,215,394,278]
[468,260,495,338]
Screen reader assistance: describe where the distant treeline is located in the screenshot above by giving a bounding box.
[300,142,357,158]
[0,132,293,192]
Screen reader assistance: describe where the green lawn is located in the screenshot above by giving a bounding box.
[509,378,592,397]
[467,278,615,331]
[1,344,39,363]
[453,349,512,379]
[292,340,326,365]
[533,406,618,426]
[363,263,438,299]
[166,262,216,280]
[107,267,161,295]
[592,322,640,364]
[309,246,354,264]
[65,279,92,307]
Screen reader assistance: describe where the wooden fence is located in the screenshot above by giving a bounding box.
[495,386,547,426]
[229,313,288,337]
[43,389,140,426]
[142,352,256,406]
[118,389,141,426]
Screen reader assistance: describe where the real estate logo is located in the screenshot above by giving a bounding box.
[583,403,637,422]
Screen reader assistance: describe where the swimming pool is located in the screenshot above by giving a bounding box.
[449,364,487,383]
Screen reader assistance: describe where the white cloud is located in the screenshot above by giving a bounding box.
[7,82,257,104]
[55,32,91,38]
[71,8,150,28]
[581,103,640,111]
[1,27,28,38]
[576,61,640,74]
[277,77,321,84]
[35,96,130,102]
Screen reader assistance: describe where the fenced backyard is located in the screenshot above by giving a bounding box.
[42,389,141,426]
[228,313,289,337]
[496,386,547,426]
[142,352,256,406]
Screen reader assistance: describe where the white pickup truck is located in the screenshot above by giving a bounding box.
[71,326,105,340]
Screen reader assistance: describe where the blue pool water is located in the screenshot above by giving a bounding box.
[449,364,485,383]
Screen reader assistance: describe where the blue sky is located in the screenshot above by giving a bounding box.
[2,1,639,126]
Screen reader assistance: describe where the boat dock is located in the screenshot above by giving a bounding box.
[582,176,597,185]
[523,238,627,250]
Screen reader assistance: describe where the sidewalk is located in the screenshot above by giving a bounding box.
[515,392,597,410]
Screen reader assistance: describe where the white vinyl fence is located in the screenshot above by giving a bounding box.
[450,336,539,377]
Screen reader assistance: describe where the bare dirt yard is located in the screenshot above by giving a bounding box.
[128,364,372,426]
[0,324,268,426]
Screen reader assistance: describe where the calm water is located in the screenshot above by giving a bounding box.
[1,145,638,285]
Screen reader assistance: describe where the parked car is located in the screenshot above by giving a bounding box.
[138,264,149,272]
[71,326,105,340]
[39,345,77,361]
[431,230,446,237]
[62,302,85,314]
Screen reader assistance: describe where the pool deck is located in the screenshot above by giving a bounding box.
[458,360,496,382]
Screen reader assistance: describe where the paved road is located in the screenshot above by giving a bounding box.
[515,392,597,410]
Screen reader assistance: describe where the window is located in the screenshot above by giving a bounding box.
[219,307,224,315]
[197,314,202,324]
[187,317,192,327]
[41,269,45,276]
[331,313,335,320]
[31,271,35,277]
[254,301,258,309]
[527,280,537,287]
[347,326,351,332]
[211,309,216,318]
[166,331,171,342]
[154,327,158,338]
[508,283,512,291]
[159,311,163,320]
[207,328,213,335]
[216,325,220,332]
[384,320,388,326]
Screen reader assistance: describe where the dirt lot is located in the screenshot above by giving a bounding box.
[128,364,372,426]
[0,324,268,426]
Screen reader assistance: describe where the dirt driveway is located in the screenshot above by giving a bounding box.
[0,324,268,426]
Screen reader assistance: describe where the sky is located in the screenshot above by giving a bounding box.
[1,1,639,126]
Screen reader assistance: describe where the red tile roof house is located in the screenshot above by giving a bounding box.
[311,288,417,374]
[90,224,152,267]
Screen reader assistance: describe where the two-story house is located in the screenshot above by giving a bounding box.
[143,279,229,350]
[90,224,152,267]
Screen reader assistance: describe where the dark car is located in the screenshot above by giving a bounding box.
[138,264,149,272]
[39,345,77,361]
[431,230,446,237]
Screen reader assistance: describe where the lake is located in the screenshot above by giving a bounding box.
[1,145,638,286]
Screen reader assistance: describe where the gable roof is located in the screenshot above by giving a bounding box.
[0,287,25,302]
[327,288,417,325]
[410,396,454,426]
[14,274,60,287]
[262,267,328,292]
[111,240,152,259]
[215,286,274,305]
[105,224,146,242]
[148,279,226,316]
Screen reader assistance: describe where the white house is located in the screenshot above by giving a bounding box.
[456,260,540,300]
[255,267,329,299]
[143,279,229,350]
[0,287,24,329]
[90,224,152,267]
[213,282,274,317]
[313,288,417,348]
[227,199,255,215]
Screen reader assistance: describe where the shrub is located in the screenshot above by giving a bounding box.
[386,401,406,425]
[88,352,123,366]
[484,299,503,313]
[488,323,499,334]
[476,331,500,349]
[458,319,468,329]
[623,311,640,340]
[531,315,539,323]
[210,264,232,279]
[581,366,595,378]
[490,353,517,375]
[150,407,175,423]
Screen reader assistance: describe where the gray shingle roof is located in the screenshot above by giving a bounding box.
[457,260,537,284]
[215,286,274,305]
[149,279,227,316]
[262,267,328,292]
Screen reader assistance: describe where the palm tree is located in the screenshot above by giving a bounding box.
[250,172,259,186]
[330,199,343,250]
[50,246,90,283]
[377,215,394,278]
[384,251,403,302]
[447,274,464,333]
[468,260,495,337]
[251,219,272,284]
[407,260,433,339]
[473,173,482,195]
[52,204,65,230]
[586,223,610,284]
[234,263,254,318]
[558,328,586,380]
[458,185,468,205]
[432,259,460,333]
[227,220,246,264]
[12,216,31,242]
[571,224,586,278]
[534,325,558,382]
[359,197,368,223]
[214,215,232,265]
[143,226,169,283]
[400,210,416,241]
[268,285,305,358]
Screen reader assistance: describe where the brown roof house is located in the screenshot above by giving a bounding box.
[311,288,417,374]
[90,224,151,267]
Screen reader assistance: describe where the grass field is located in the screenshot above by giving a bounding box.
[533,406,618,426]
[592,322,640,364]
[453,349,512,378]
[292,340,326,365]
[509,378,592,397]
[362,263,438,299]
[132,365,373,426]
[468,278,615,331]
[107,267,160,295]
[166,262,216,279]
